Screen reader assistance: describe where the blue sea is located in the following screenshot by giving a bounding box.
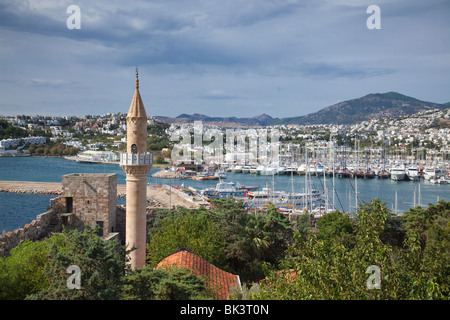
[0,156,449,233]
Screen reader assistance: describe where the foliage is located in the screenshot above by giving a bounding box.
[29,227,129,300]
[146,210,227,268]
[147,199,295,282]
[315,210,355,248]
[205,199,294,281]
[3,196,447,300]
[0,236,63,299]
[401,199,450,247]
[28,142,79,156]
[0,120,28,140]
[255,199,449,300]
[121,265,210,300]
[147,135,171,151]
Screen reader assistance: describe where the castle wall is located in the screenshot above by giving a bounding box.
[61,173,117,236]
[0,196,67,257]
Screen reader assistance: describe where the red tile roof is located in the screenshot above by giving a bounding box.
[156,248,241,300]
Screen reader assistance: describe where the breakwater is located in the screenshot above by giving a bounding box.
[0,180,200,209]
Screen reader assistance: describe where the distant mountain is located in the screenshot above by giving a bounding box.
[155,92,448,126]
[274,92,447,125]
[155,113,278,126]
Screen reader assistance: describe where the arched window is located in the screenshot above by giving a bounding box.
[131,144,137,154]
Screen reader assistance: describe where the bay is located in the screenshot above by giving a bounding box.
[0,156,448,233]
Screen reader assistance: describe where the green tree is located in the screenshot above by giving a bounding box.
[401,199,450,247]
[0,236,63,299]
[315,210,355,247]
[146,211,226,268]
[121,265,210,300]
[255,199,450,300]
[29,227,129,300]
[205,199,294,282]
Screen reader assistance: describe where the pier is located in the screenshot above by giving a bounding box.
[0,180,201,209]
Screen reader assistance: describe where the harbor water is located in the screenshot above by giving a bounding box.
[1,156,449,233]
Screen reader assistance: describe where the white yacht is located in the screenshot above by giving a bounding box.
[391,165,406,181]
[249,166,258,174]
[241,165,251,174]
[231,165,243,173]
[423,167,438,180]
[255,165,265,175]
[297,164,307,175]
[406,166,420,181]
[260,166,278,175]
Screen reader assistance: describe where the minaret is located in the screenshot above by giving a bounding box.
[120,69,153,269]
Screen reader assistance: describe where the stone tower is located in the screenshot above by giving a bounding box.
[120,69,153,269]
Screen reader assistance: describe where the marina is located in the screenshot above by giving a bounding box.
[0,156,449,233]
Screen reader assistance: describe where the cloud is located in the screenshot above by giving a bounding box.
[0,0,449,117]
[287,62,397,80]
[197,90,246,100]
[29,78,78,87]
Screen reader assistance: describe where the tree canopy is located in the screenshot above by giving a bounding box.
[1,198,448,300]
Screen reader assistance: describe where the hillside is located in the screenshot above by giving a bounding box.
[274,92,446,125]
[155,92,448,126]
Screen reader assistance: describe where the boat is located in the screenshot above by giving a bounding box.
[241,166,252,174]
[390,165,406,181]
[337,168,351,178]
[430,176,449,184]
[363,170,376,179]
[315,165,325,176]
[192,174,219,180]
[255,165,265,175]
[377,170,390,179]
[260,166,278,175]
[231,165,243,173]
[200,181,260,199]
[439,176,449,184]
[244,188,324,209]
[423,167,438,180]
[284,166,299,175]
[192,170,227,180]
[297,164,307,175]
[249,166,258,174]
[352,170,365,179]
[406,166,420,181]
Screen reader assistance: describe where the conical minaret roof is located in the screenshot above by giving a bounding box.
[127,68,147,118]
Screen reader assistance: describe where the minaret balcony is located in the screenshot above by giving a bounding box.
[120,152,153,166]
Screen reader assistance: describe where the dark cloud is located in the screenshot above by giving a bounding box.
[0,0,449,117]
[289,62,397,80]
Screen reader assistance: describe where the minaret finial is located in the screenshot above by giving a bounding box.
[135,67,139,89]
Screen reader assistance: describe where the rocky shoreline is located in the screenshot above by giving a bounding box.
[0,187,62,195]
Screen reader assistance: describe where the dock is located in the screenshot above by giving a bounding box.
[0,180,201,209]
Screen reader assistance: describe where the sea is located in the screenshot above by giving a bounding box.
[0,156,448,233]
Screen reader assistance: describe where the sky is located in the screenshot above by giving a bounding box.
[0,0,449,118]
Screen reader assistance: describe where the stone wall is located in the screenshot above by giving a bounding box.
[0,192,160,258]
[62,173,117,237]
[0,196,67,257]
